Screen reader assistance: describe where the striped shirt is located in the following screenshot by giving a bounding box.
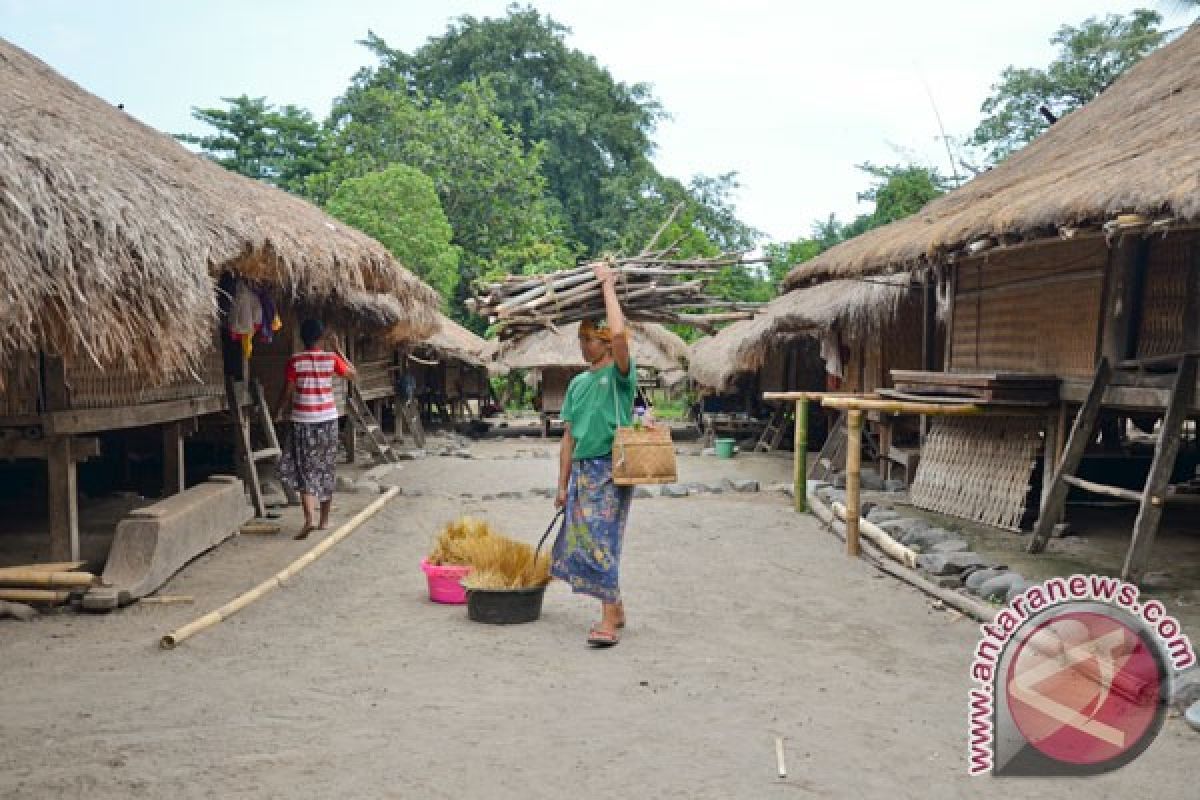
[285,349,350,424]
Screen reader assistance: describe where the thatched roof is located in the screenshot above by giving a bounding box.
[784,26,1200,288]
[0,37,440,382]
[497,322,688,372]
[689,278,911,392]
[417,314,498,369]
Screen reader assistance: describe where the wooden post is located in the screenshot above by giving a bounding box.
[46,437,79,561]
[793,398,807,513]
[845,410,863,557]
[163,421,186,496]
[1040,407,1060,525]
[1100,234,1149,363]
[343,415,357,464]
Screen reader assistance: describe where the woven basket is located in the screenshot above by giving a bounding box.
[613,424,677,486]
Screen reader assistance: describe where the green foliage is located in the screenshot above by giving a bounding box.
[325,166,461,305]
[176,95,329,193]
[969,10,1165,162]
[348,7,666,253]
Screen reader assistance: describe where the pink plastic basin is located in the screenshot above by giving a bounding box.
[420,558,472,604]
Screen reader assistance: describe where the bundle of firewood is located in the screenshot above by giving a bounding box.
[468,254,765,339]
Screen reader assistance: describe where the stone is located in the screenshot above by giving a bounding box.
[704,483,726,494]
[455,450,474,459]
[883,480,907,492]
[659,484,690,498]
[496,491,523,500]
[686,482,710,495]
[903,527,956,551]
[0,600,37,621]
[396,449,426,461]
[405,489,425,498]
[878,518,929,539]
[866,508,900,524]
[917,551,990,576]
[1171,668,1200,713]
[766,483,794,496]
[979,572,1025,602]
[1005,578,1030,604]
[930,539,969,554]
[830,472,847,489]
[964,567,1007,593]
[726,479,760,493]
[82,587,133,611]
[1185,702,1200,733]
[354,480,382,495]
[859,469,885,491]
[336,475,357,491]
[481,494,496,501]
[634,486,655,499]
[702,447,716,457]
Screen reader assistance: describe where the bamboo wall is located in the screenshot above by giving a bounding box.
[355,334,394,402]
[0,354,41,418]
[949,238,1106,378]
[63,345,225,410]
[1138,232,1198,359]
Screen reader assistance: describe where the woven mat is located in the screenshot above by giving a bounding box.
[910,416,1043,531]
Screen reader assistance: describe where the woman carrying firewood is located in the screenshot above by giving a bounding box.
[552,261,636,647]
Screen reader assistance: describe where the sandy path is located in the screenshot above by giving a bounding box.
[0,443,1193,798]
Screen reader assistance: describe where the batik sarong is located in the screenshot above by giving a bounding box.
[550,455,633,603]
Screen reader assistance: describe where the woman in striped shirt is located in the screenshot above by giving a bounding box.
[276,319,356,539]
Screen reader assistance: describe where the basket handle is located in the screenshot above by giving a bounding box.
[534,507,566,564]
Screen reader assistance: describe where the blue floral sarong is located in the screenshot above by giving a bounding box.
[551,456,633,603]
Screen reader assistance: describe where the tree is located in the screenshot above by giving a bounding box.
[177,95,329,193]
[325,166,461,305]
[344,7,666,253]
[970,10,1165,162]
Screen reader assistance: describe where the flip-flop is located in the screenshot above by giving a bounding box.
[293,525,314,541]
[587,626,620,647]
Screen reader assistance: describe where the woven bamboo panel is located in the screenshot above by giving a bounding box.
[0,354,41,417]
[909,416,1043,531]
[951,249,1103,378]
[64,347,224,410]
[1138,234,1195,359]
[356,358,393,399]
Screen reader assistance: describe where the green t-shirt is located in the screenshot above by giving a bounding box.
[561,358,636,460]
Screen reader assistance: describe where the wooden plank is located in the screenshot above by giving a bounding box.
[1029,358,1112,554]
[46,437,79,561]
[1122,355,1197,582]
[45,394,229,435]
[890,370,1060,387]
[0,436,100,461]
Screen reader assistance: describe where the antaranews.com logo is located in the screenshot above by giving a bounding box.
[968,574,1195,776]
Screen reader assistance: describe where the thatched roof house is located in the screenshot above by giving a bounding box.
[689,278,914,392]
[419,315,499,370]
[498,322,688,372]
[784,25,1200,287]
[0,36,440,382]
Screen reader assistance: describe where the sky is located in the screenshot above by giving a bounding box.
[2,1,1194,244]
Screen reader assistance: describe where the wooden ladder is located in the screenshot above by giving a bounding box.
[346,384,398,463]
[224,377,282,518]
[810,411,847,481]
[1029,354,1197,582]
[754,406,790,452]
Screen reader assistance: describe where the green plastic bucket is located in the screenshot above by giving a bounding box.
[715,438,736,458]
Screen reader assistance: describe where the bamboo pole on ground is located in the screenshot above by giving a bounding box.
[0,561,86,574]
[845,410,863,558]
[161,487,400,649]
[0,569,97,588]
[0,588,71,604]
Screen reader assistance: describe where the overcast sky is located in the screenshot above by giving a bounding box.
[3,1,1194,243]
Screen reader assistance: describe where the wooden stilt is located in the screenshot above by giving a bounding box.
[46,437,79,562]
[342,418,357,464]
[794,398,808,513]
[163,421,185,496]
[845,410,863,557]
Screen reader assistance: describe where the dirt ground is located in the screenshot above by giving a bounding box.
[0,432,1196,799]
